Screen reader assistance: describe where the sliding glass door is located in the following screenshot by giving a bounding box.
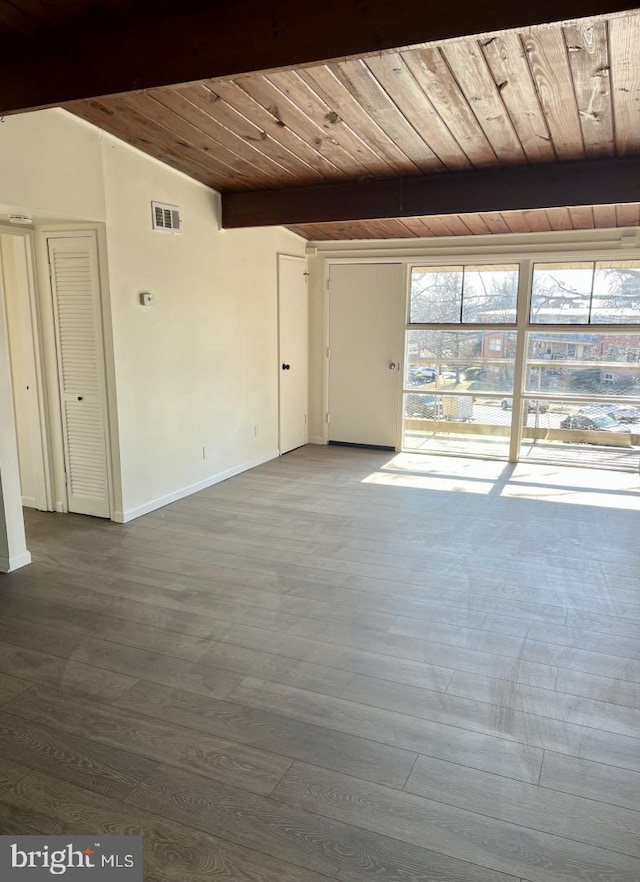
[403,263,519,458]
[519,261,640,468]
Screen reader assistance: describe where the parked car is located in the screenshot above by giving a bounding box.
[608,405,640,423]
[579,404,640,424]
[409,366,436,384]
[501,398,548,413]
[560,414,631,433]
[405,393,441,419]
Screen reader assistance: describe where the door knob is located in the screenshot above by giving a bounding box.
[388,362,397,371]
[282,363,291,370]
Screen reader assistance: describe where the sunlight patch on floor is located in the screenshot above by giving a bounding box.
[362,470,495,494]
[504,462,640,509]
[361,453,640,510]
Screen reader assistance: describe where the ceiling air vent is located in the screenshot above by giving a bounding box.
[151,201,181,233]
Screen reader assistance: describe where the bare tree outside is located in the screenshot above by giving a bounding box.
[404,260,640,460]
[408,265,518,389]
[593,262,640,323]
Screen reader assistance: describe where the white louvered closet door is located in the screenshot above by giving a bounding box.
[48,234,110,518]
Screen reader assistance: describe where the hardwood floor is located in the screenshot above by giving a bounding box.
[0,445,639,882]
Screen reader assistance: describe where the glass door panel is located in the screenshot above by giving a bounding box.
[403,329,517,457]
[520,330,640,467]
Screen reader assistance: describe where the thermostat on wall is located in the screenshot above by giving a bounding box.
[139,292,154,306]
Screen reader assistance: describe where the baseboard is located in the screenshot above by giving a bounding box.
[328,440,395,451]
[308,436,327,445]
[21,496,37,508]
[0,550,32,573]
[119,449,280,523]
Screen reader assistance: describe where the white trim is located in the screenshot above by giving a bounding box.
[118,449,280,523]
[23,233,54,511]
[0,550,32,573]
[308,228,640,262]
[322,261,331,444]
[394,263,409,450]
[21,496,37,508]
[308,435,326,445]
[0,224,35,237]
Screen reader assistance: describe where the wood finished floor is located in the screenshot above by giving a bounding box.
[0,445,639,882]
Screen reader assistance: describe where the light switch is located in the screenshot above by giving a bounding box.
[140,292,154,306]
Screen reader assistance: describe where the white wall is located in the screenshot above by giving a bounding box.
[0,108,306,537]
[0,109,106,222]
[101,135,306,518]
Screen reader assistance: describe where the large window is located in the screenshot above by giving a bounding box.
[531,260,640,324]
[404,258,640,466]
[526,332,640,397]
[406,330,517,392]
[410,264,519,323]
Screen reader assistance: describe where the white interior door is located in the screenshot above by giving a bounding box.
[48,233,110,518]
[278,254,308,454]
[0,233,49,510]
[328,263,405,448]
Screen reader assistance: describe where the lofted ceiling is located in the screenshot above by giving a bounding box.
[2,1,640,240]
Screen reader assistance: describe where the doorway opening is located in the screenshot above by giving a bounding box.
[0,227,115,571]
[0,231,51,514]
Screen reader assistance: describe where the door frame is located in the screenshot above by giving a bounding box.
[277,252,309,455]
[323,258,408,449]
[0,224,54,512]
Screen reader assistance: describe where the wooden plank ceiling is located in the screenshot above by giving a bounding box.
[63,10,640,240]
[2,0,635,112]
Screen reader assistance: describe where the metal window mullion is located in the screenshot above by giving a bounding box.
[401,389,506,398]
[587,261,596,324]
[406,323,516,331]
[509,260,533,463]
[400,263,411,451]
[524,323,640,333]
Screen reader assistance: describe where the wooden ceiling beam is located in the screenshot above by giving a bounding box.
[221,157,640,228]
[0,0,637,114]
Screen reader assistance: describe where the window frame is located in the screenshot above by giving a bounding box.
[404,255,640,461]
